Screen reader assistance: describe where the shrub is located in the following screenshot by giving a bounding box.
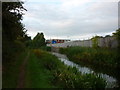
[91,36,99,48]
[53,68,106,88]
[33,49,106,88]
[46,46,51,51]
[60,46,118,68]
[32,49,44,57]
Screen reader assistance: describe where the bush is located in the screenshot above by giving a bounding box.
[32,49,44,57]
[60,46,118,68]
[33,49,106,88]
[53,68,106,88]
[46,46,51,51]
[14,40,25,52]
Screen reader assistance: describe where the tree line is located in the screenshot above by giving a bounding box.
[2,1,46,63]
[2,1,120,64]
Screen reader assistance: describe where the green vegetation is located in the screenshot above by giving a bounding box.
[113,28,120,71]
[3,50,28,88]
[60,46,119,69]
[29,32,46,49]
[2,1,29,88]
[2,1,108,89]
[2,1,29,63]
[25,50,56,88]
[91,36,99,48]
[27,49,106,88]
[113,28,120,48]
[3,49,106,88]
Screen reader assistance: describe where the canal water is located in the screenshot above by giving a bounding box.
[51,52,118,88]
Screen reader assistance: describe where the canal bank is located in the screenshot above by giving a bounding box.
[51,52,119,88]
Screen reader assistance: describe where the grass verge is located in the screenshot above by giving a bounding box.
[27,49,106,88]
[3,48,107,88]
[2,50,28,88]
[25,50,56,88]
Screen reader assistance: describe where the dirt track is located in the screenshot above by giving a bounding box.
[16,51,30,88]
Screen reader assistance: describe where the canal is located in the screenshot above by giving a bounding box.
[51,52,119,88]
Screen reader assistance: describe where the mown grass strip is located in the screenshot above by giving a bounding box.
[25,50,56,88]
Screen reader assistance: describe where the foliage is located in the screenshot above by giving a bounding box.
[91,36,99,48]
[113,28,120,48]
[60,46,118,68]
[25,51,56,88]
[36,46,51,51]
[3,50,28,88]
[105,35,111,37]
[3,48,106,88]
[46,46,51,51]
[53,69,106,88]
[2,1,27,63]
[113,28,120,69]
[2,1,27,41]
[31,32,46,49]
[32,49,106,88]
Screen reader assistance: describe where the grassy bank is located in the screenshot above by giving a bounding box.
[3,49,107,88]
[59,46,119,72]
[25,50,56,88]
[2,50,28,88]
[27,49,106,88]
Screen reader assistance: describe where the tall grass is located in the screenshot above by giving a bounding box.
[2,48,107,88]
[32,49,106,88]
[60,46,118,69]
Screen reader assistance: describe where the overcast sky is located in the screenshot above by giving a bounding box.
[22,0,119,40]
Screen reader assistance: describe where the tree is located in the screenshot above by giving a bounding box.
[32,32,46,48]
[113,28,120,73]
[105,35,111,37]
[2,1,27,40]
[2,1,27,62]
[113,28,120,48]
[91,36,99,48]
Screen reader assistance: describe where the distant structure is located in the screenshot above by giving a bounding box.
[46,39,70,44]
[47,36,118,48]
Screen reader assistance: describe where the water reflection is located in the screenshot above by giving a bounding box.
[52,52,118,88]
[59,58,93,74]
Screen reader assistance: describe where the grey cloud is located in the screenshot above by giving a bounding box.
[23,1,118,40]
